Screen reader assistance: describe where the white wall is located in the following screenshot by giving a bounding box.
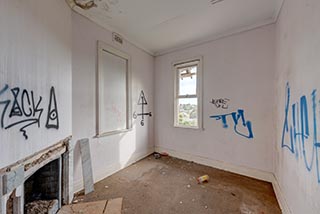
[0,0,72,169]
[72,12,154,192]
[155,25,275,175]
[275,0,320,213]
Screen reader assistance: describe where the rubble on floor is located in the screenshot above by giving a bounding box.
[72,155,281,214]
[25,199,59,214]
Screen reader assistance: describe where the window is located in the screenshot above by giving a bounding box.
[97,41,132,136]
[174,58,202,129]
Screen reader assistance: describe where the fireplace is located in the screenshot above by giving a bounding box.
[0,137,74,214]
[24,158,61,214]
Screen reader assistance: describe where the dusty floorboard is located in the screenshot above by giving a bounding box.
[58,198,122,214]
[74,155,281,214]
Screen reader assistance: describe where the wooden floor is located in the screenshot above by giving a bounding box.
[73,155,281,214]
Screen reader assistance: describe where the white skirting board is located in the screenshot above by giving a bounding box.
[271,176,292,214]
[155,146,291,214]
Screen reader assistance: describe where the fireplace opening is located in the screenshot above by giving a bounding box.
[24,158,62,214]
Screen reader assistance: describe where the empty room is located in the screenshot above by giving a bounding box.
[0,0,319,213]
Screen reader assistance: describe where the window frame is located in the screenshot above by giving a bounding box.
[96,41,132,137]
[173,57,203,129]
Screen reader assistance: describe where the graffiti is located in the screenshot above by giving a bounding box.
[133,90,152,126]
[281,83,320,183]
[210,109,254,139]
[210,98,230,109]
[46,87,59,129]
[0,85,59,139]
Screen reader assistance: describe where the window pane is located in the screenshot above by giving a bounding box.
[179,66,197,96]
[177,98,198,127]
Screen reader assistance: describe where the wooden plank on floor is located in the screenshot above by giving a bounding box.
[58,200,107,214]
[104,198,123,214]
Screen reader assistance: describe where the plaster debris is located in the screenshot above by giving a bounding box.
[25,199,59,214]
[153,153,161,159]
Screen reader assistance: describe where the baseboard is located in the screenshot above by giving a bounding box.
[73,149,154,193]
[271,175,291,214]
[155,146,274,182]
[155,146,291,214]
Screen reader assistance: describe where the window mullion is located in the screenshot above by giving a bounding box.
[178,95,197,99]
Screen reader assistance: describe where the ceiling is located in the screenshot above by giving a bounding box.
[67,0,283,56]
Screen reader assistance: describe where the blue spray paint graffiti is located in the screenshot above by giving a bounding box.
[210,109,254,139]
[281,83,320,183]
[0,84,59,139]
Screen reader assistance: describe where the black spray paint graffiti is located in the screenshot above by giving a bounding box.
[210,98,230,109]
[0,85,59,139]
[133,90,152,126]
[209,109,254,139]
[46,87,59,129]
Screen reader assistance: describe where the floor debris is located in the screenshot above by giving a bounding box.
[153,153,161,159]
[25,199,59,214]
[74,155,281,213]
[58,198,123,214]
[197,175,209,184]
[160,152,169,156]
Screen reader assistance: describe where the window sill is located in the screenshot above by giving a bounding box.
[173,125,204,131]
[94,128,132,138]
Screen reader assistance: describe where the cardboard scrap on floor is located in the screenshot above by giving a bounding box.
[104,198,123,214]
[58,198,123,214]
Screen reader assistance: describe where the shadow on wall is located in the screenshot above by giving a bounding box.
[72,94,153,193]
